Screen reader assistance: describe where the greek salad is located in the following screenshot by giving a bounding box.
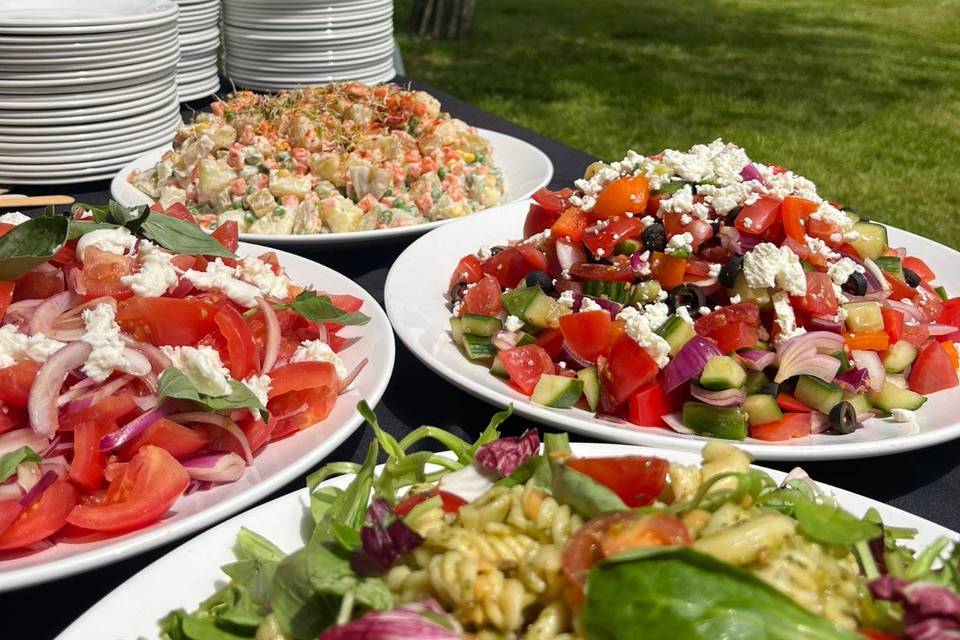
[0,202,369,552]
[128,82,506,236]
[159,406,959,640]
[447,141,960,441]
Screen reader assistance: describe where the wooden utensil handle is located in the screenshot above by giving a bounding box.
[0,195,76,208]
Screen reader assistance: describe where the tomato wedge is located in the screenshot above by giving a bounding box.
[0,361,40,408]
[60,394,138,431]
[791,271,838,317]
[268,385,338,432]
[881,307,905,344]
[499,345,556,395]
[599,334,659,412]
[695,303,760,337]
[70,420,116,491]
[583,217,643,257]
[564,456,668,507]
[449,254,483,294]
[909,340,959,394]
[394,488,467,516]
[117,296,220,346]
[215,306,259,379]
[268,361,338,398]
[569,260,635,283]
[750,413,812,441]
[735,196,781,235]
[902,256,936,283]
[592,175,650,218]
[211,220,239,252]
[80,247,135,301]
[627,381,681,428]
[0,481,77,550]
[709,321,759,354]
[119,418,211,461]
[559,310,612,363]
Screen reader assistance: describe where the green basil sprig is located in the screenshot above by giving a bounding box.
[0,216,68,280]
[274,291,370,327]
[157,367,267,421]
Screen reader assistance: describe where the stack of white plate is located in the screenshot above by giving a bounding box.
[222,0,396,91]
[0,0,183,185]
[175,0,221,101]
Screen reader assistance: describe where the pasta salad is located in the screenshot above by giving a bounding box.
[159,404,959,640]
[128,83,506,236]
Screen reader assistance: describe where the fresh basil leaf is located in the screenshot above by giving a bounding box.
[551,461,627,519]
[276,291,369,326]
[157,368,267,421]
[109,201,150,233]
[497,454,551,489]
[583,547,862,640]
[0,446,41,484]
[0,215,68,280]
[67,219,121,239]
[793,496,881,545]
[142,214,236,259]
[269,549,340,640]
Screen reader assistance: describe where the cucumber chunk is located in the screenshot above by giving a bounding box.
[874,256,902,276]
[629,280,662,305]
[744,370,769,395]
[883,340,918,373]
[843,392,873,416]
[699,355,747,390]
[501,287,540,319]
[867,380,927,412]
[794,375,844,413]
[461,313,502,337]
[614,238,642,256]
[655,315,695,356]
[524,289,570,329]
[516,331,538,346]
[743,394,783,426]
[450,317,464,346]
[682,402,748,440]
[849,221,888,261]
[935,285,949,301]
[731,272,772,309]
[582,280,631,303]
[531,374,584,409]
[577,367,600,412]
[490,354,508,378]
[843,301,884,333]
[462,334,497,360]
[832,350,851,373]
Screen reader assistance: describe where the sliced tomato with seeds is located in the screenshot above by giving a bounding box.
[0,481,76,550]
[569,260,635,282]
[695,303,760,337]
[791,271,838,317]
[735,196,781,235]
[215,306,260,380]
[119,417,211,461]
[599,334,659,412]
[531,187,574,213]
[70,420,116,492]
[460,274,503,317]
[80,247,134,301]
[499,345,556,395]
[268,361,338,398]
[449,254,483,293]
[117,296,220,346]
[564,456,668,507]
[709,321,759,354]
[211,220,239,252]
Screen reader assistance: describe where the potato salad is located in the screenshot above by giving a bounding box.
[128,83,506,235]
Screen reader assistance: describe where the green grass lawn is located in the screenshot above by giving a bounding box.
[395,0,960,248]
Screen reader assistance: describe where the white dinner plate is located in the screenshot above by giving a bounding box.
[55,441,959,639]
[0,34,180,66]
[0,53,178,90]
[223,6,391,30]
[0,87,178,134]
[181,25,219,46]
[224,56,393,80]
[0,106,180,150]
[384,201,960,462]
[0,0,178,34]
[0,118,178,163]
[178,76,220,102]
[0,73,176,110]
[226,40,393,65]
[0,83,177,125]
[222,21,392,43]
[0,242,394,593]
[111,128,554,247]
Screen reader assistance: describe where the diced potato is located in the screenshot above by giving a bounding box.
[291,200,323,234]
[321,194,365,233]
[248,211,295,235]
[218,209,247,229]
[158,185,187,210]
[348,163,392,200]
[197,158,238,203]
[309,153,344,186]
[179,135,216,173]
[246,188,277,218]
[268,169,312,198]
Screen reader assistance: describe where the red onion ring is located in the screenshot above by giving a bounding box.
[662,412,696,435]
[28,291,82,337]
[4,299,43,327]
[690,385,746,407]
[29,341,92,437]
[169,412,253,465]
[98,403,165,451]
[851,350,885,392]
[256,296,280,373]
[18,470,56,508]
[182,453,246,482]
[555,239,586,271]
[339,357,368,394]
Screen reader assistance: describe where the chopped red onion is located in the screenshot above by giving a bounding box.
[774,331,844,383]
[835,367,869,393]
[886,299,922,323]
[351,498,425,576]
[851,350,885,392]
[123,338,172,372]
[28,291,81,337]
[629,251,648,273]
[29,341,92,437]
[90,374,135,405]
[491,330,519,351]
[338,357,368,394]
[739,233,762,251]
[98,403,165,452]
[808,316,842,334]
[690,385,746,407]
[4,298,43,327]
[182,453,246,482]
[559,344,591,370]
[169,412,253,465]
[56,376,97,407]
[555,239,586,271]
[256,296,280,373]
[18,470,56,508]
[662,412,696,435]
[809,412,830,434]
[475,429,540,477]
[738,350,777,371]
[863,259,891,292]
[739,163,766,184]
[926,323,958,336]
[590,296,622,318]
[718,226,744,255]
[318,601,461,640]
[663,336,723,393]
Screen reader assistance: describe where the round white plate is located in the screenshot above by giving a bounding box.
[0,34,179,65]
[55,441,959,639]
[0,106,180,149]
[178,14,218,31]
[111,128,553,247]
[225,0,387,10]
[226,40,392,65]
[0,83,177,125]
[0,103,180,142]
[0,23,171,46]
[181,25,219,46]
[0,118,178,163]
[222,21,391,43]
[385,201,960,462]
[0,242,394,593]
[224,6,391,29]
[0,88,178,134]
[224,56,393,79]
[178,76,220,102]
[0,53,178,89]
[0,0,178,34]
[0,74,176,110]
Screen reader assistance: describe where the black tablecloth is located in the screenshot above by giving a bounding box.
[5,80,960,638]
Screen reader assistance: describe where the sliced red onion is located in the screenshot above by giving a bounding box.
[863,259,891,292]
[774,331,843,384]
[554,279,583,295]
[690,385,746,407]
[120,348,152,377]
[318,601,461,640]
[28,291,81,336]
[182,453,246,482]
[491,330,519,351]
[123,338,172,372]
[810,412,830,434]
[555,239,586,271]
[926,323,957,336]
[57,376,97,407]
[339,357,368,394]
[740,163,766,184]
[4,299,43,327]
[851,350,885,392]
[29,341,92,437]
[62,395,94,415]
[718,226,744,255]
[662,412,696,435]
[0,483,22,501]
[808,316,842,334]
[91,374,135,405]
[559,344,591,370]
[98,404,165,452]
[0,428,53,457]
[663,336,722,392]
[592,296,622,318]
[738,350,777,371]
[629,251,648,273]
[256,296,280,373]
[169,412,253,465]
[66,267,87,295]
[140,372,159,393]
[835,367,869,393]
[18,470,56,508]
[739,233,762,251]
[886,299,922,323]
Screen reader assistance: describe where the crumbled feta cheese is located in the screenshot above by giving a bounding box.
[772,292,806,342]
[655,288,668,301]
[242,374,272,407]
[451,300,462,316]
[0,324,65,368]
[707,262,722,278]
[680,214,692,225]
[639,215,656,228]
[758,166,821,203]
[291,339,347,379]
[183,259,262,308]
[729,294,742,304]
[659,185,710,220]
[595,248,605,257]
[742,217,753,229]
[120,240,179,297]
[80,303,130,383]
[504,315,524,332]
[827,257,865,286]
[0,211,31,225]
[76,227,137,262]
[891,408,917,425]
[558,361,567,369]
[477,246,492,260]
[557,289,577,310]
[674,305,694,324]
[742,242,807,295]
[616,306,672,367]
[236,256,290,300]
[696,181,761,216]
[642,302,671,330]
[698,306,712,316]
[810,202,853,230]
[665,232,694,257]
[580,297,603,312]
[522,228,552,245]
[161,345,233,397]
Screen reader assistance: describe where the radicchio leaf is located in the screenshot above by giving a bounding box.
[474,428,540,477]
[318,600,461,640]
[870,576,960,639]
[350,498,423,575]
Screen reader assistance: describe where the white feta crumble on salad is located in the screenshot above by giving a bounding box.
[477,246,492,260]
[772,292,806,342]
[0,324,65,368]
[759,167,821,203]
[698,306,712,316]
[665,232,694,256]
[0,211,31,225]
[235,256,290,300]
[522,228,552,245]
[80,303,131,383]
[742,242,807,296]
[891,408,917,425]
[656,288,668,301]
[291,339,347,379]
[805,236,839,261]
[504,315,524,332]
[580,297,603,312]
[242,374,272,407]
[707,262,722,278]
[161,345,233,397]
[639,215,656,228]
[76,227,137,262]
[827,257,865,286]
[183,259,262,308]
[729,294,742,304]
[557,289,577,310]
[674,305,694,325]
[120,240,179,298]
[696,182,760,216]
[810,202,853,230]
[659,185,710,220]
[616,305,672,367]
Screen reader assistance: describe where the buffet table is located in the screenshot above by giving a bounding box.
[7,79,960,638]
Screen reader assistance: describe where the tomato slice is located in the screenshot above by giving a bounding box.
[60,394,138,431]
[394,488,467,516]
[524,203,561,239]
[116,296,220,346]
[569,260,636,283]
[119,417,211,461]
[914,282,944,323]
[592,175,650,218]
[0,361,40,408]
[459,274,503,317]
[600,334,659,412]
[559,311,612,363]
[781,196,818,243]
[627,381,683,427]
[215,306,260,380]
[15,266,66,302]
[516,244,549,272]
[909,340,959,394]
[902,256,936,283]
[583,217,643,257]
[791,271,838,317]
[551,207,590,242]
[882,271,917,302]
[735,196,781,235]
[482,247,533,289]
[80,247,135,301]
[449,254,483,293]
[750,413,812,441]
[70,420,116,491]
[211,220,239,252]
[662,214,713,252]
[881,306,905,344]
[565,456,668,507]
[0,281,14,320]
[0,481,77,551]
[695,303,760,337]
[709,321,759,354]
[649,252,687,290]
[268,361,338,398]
[531,187,574,214]
[0,500,21,537]
[536,327,565,360]
[268,385,337,431]
[159,203,196,223]
[67,446,189,532]
[499,345,556,395]
[776,393,811,412]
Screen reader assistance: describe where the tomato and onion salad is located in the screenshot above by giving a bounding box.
[448,142,960,441]
[0,204,365,552]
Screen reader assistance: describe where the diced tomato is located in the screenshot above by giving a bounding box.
[0,481,76,551]
[559,311,612,363]
[902,256,936,282]
[268,361,338,398]
[903,324,931,347]
[882,271,916,302]
[600,334,659,411]
[914,283,944,323]
[119,418,211,461]
[750,413,812,441]
[909,340,959,394]
[523,203,561,239]
[0,361,40,408]
[50,241,77,267]
[80,247,135,301]
[583,217,644,257]
[449,254,483,293]
[61,394,139,431]
[482,247,533,289]
[394,488,467,516]
[15,267,65,302]
[791,271,838,317]
[776,393,811,412]
[881,307,905,344]
[0,500,21,537]
[708,321,759,354]
[649,252,687,290]
[460,274,503,317]
[662,214,713,252]
[215,306,259,379]
[117,296,220,346]
[627,381,684,428]
[592,175,650,219]
[67,446,189,532]
[516,244,549,272]
[941,341,959,370]
[324,293,362,313]
[531,187,574,214]
[695,303,760,337]
[735,196,781,235]
[565,456,668,507]
[0,405,25,435]
[569,260,635,282]
[268,385,337,431]
[240,417,272,452]
[0,281,14,320]
[211,220,239,252]
[844,330,890,352]
[805,217,839,244]
[781,196,818,243]
[551,207,589,242]
[70,420,116,491]
[499,345,556,395]
[159,203,195,223]
[535,328,565,360]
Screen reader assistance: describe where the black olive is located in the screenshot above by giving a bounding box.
[758,382,780,397]
[841,271,868,296]
[449,283,469,306]
[525,270,554,292]
[903,267,922,288]
[724,206,741,226]
[841,205,857,213]
[710,220,721,236]
[667,284,706,312]
[641,223,667,252]
[718,254,744,289]
[489,245,507,255]
[829,400,857,435]
[777,377,798,395]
